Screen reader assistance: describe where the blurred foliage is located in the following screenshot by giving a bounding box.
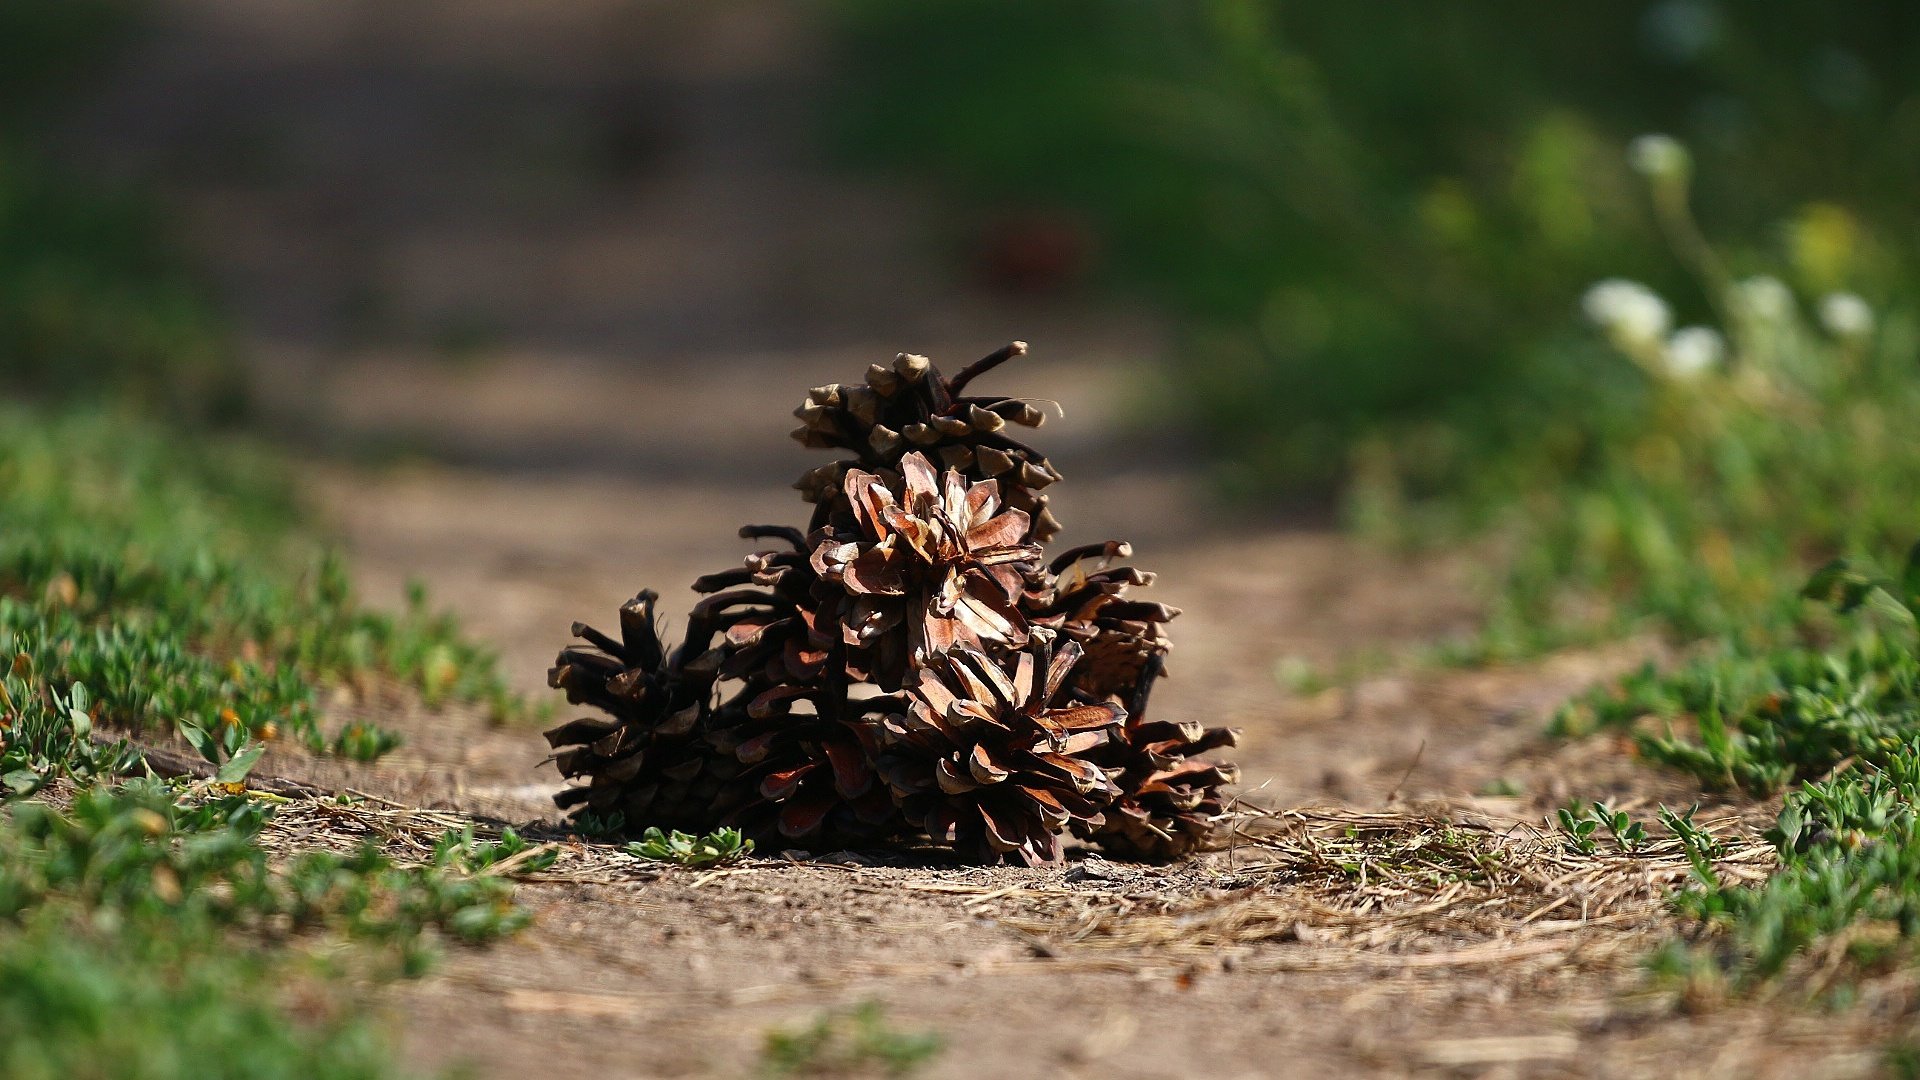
[0,0,243,421]
[0,8,528,1076]
[830,1,1918,488]
[0,1,517,731]
[0,154,245,421]
[832,0,1920,652]
[0,0,141,125]
[760,1001,944,1079]
[1374,156,1920,657]
[0,917,401,1080]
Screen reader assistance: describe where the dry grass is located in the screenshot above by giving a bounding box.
[249,788,1774,986]
[993,806,1774,977]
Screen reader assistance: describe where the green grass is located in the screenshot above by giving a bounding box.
[0,406,521,758]
[0,5,518,744]
[0,271,531,1080]
[0,663,539,1076]
[1,628,538,1079]
[760,1001,944,1079]
[1,678,139,798]
[0,771,534,1079]
[1560,543,1920,993]
[1661,753,1920,987]
[1555,547,1920,797]
[0,782,530,965]
[0,4,539,1073]
[0,921,399,1080]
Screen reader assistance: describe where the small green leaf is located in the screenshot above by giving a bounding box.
[625,826,752,867]
[180,721,221,764]
[1865,586,1918,629]
[215,743,266,784]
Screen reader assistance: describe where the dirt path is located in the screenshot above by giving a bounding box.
[65,5,1877,1076]
[303,414,1847,1079]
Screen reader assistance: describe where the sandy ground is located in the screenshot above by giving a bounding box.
[60,4,1900,1076]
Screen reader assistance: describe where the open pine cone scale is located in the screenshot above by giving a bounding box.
[810,451,1042,689]
[877,638,1123,866]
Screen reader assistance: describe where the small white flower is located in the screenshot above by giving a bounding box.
[1662,326,1724,378]
[1627,134,1691,183]
[1736,275,1794,324]
[1582,278,1671,345]
[1818,291,1874,338]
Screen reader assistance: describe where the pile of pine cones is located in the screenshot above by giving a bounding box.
[546,344,1239,864]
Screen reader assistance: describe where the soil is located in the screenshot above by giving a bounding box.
[63,4,1896,1076]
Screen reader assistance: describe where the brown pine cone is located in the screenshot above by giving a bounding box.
[791,342,1065,543]
[873,637,1123,866]
[710,684,905,847]
[809,451,1042,690]
[1078,654,1241,860]
[689,526,830,687]
[547,341,1244,866]
[545,590,745,830]
[1026,541,1178,706]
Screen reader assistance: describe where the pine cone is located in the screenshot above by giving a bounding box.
[1078,656,1241,860]
[545,590,742,830]
[678,525,907,847]
[711,685,905,846]
[548,342,1244,866]
[1025,542,1235,858]
[547,573,840,837]
[810,451,1042,690]
[1026,541,1178,705]
[874,637,1124,866]
[688,526,828,687]
[791,342,1066,543]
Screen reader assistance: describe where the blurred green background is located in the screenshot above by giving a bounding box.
[6,0,1920,658]
[0,0,241,421]
[832,0,1916,494]
[829,0,1920,653]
